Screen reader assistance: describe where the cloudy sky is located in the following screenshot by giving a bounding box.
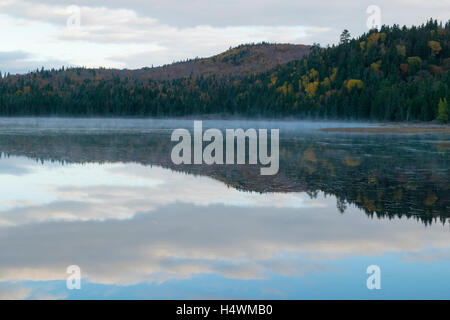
[0,0,449,74]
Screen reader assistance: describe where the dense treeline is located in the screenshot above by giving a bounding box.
[0,19,449,121]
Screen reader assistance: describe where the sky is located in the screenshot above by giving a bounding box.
[0,0,449,74]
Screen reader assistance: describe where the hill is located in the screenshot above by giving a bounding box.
[134,43,310,80]
[1,43,310,82]
[0,20,449,121]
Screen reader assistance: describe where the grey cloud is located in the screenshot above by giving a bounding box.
[0,50,30,62]
[0,50,74,74]
[7,0,450,28]
[0,50,31,74]
[0,200,448,285]
[3,0,449,43]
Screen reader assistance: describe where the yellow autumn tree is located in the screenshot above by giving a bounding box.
[399,63,409,75]
[308,68,319,81]
[370,60,382,72]
[429,65,443,76]
[298,75,308,92]
[345,79,363,91]
[270,76,278,86]
[305,81,319,98]
[277,82,288,96]
[428,41,442,56]
[367,32,386,48]
[396,45,406,57]
[321,77,331,89]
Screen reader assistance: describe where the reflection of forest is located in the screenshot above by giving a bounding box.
[0,132,448,225]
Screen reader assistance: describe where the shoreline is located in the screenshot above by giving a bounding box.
[320,126,450,134]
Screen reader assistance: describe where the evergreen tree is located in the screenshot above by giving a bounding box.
[340,29,351,44]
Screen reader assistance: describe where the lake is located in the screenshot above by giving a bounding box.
[0,118,448,299]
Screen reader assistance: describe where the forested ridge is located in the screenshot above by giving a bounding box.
[0,19,449,121]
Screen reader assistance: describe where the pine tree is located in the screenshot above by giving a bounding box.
[340,30,351,44]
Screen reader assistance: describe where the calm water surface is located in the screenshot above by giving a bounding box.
[0,118,448,299]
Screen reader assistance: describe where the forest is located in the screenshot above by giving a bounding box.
[0,19,449,121]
